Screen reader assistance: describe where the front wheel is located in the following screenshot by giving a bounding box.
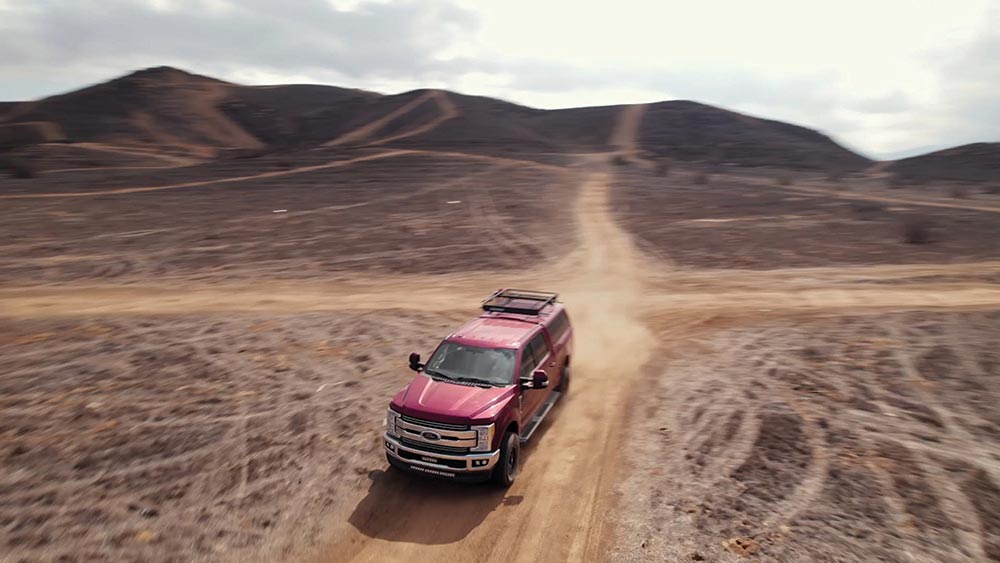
[492,431,519,487]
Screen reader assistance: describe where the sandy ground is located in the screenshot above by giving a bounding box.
[1,102,999,562]
[0,312,465,562]
[613,311,1000,562]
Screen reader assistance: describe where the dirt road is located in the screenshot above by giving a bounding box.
[308,162,654,562]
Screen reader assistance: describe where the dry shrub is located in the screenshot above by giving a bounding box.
[1,156,36,179]
[984,184,1000,195]
[777,175,793,186]
[851,201,886,219]
[611,155,629,166]
[901,217,932,244]
[827,170,846,183]
[693,172,710,185]
[888,175,907,189]
[948,185,968,199]
[655,161,671,177]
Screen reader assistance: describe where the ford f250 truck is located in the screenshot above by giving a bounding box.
[384,289,573,486]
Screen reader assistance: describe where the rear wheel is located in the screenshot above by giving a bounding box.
[492,431,519,487]
[557,362,570,394]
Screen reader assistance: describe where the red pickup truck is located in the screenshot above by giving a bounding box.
[384,289,573,486]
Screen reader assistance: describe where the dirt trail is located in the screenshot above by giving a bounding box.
[2,147,565,200]
[48,142,201,166]
[309,164,654,563]
[0,150,416,199]
[787,180,1000,214]
[324,90,458,148]
[727,171,1000,214]
[609,104,648,163]
[370,90,459,146]
[6,267,1000,320]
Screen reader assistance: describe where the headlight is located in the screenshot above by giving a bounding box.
[471,423,495,452]
[385,409,401,437]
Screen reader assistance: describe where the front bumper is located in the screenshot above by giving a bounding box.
[384,433,499,478]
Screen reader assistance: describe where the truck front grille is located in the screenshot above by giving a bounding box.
[400,437,470,455]
[400,414,470,431]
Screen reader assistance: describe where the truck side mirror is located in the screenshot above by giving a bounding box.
[408,352,423,372]
[531,370,549,389]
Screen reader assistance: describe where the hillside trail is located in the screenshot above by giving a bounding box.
[45,141,202,167]
[0,150,416,200]
[324,90,458,148]
[1,146,565,200]
[609,103,649,165]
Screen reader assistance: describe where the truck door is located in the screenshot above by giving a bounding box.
[524,332,555,415]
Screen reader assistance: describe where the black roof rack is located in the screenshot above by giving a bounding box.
[481,289,558,316]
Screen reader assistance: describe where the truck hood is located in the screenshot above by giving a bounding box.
[393,374,514,425]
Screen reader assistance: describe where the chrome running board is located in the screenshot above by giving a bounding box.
[520,391,562,444]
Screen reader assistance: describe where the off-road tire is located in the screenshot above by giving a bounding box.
[492,431,519,487]
[557,362,570,394]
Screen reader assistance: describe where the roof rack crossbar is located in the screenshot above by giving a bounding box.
[481,288,558,316]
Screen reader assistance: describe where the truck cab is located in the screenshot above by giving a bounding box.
[384,289,573,486]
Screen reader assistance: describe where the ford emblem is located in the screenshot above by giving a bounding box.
[422,431,441,441]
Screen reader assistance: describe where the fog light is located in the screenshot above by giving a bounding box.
[385,441,395,451]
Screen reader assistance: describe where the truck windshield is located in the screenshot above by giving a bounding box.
[424,342,516,386]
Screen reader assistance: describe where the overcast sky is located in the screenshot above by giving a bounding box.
[1,0,997,159]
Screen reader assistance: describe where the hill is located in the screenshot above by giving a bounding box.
[637,101,870,171]
[0,66,869,169]
[886,142,1000,184]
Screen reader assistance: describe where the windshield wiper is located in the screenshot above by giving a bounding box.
[454,376,494,388]
[424,369,453,381]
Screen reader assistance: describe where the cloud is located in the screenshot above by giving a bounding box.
[0,0,479,86]
[932,6,1000,145]
[848,91,911,115]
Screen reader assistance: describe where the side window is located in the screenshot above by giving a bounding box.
[549,312,568,342]
[529,333,549,366]
[519,341,537,379]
